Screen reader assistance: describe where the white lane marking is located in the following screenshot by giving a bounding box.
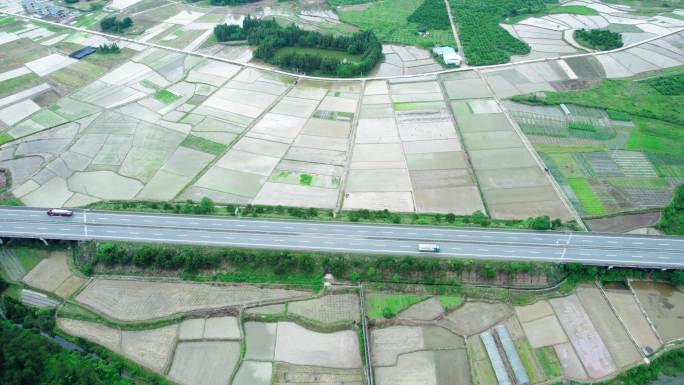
[284,226,294,229]
[299,240,310,243]
[432,233,443,236]
[503,250,514,253]
[274,239,284,242]
[530,251,540,254]
[153,233,163,236]
[632,255,644,258]
[167,221,176,224]
[658,243,669,246]
[582,240,593,243]
[533,237,542,240]
[119,218,130,221]
[189,222,199,225]
[143,220,152,223]
[7,213,16,216]
[658,256,670,260]
[382,231,393,234]
[375,244,386,247]
[36,227,47,230]
[358,230,368,233]
[477,248,489,252]
[324,241,335,245]
[176,234,187,237]
[607,241,617,244]
[633,242,644,245]
[607,254,617,257]
[259,225,270,228]
[407,233,417,235]
[399,245,410,248]
[248,238,259,241]
[130,231,140,235]
[236,224,246,227]
[482,235,493,239]
[351,243,361,246]
[105,230,117,233]
[14,226,24,229]
[580,253,591,256]
[507,237,517,240]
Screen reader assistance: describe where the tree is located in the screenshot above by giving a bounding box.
[382,306,395,319]
[199,197,215,214]
[529,215,551,230]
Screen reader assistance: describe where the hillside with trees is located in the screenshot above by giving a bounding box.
[448,0,556,65]
[214,16,382,76]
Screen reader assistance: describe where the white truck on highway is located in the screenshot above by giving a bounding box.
[418,243,441,252]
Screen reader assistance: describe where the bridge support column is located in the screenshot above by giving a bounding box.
[39,238,49,246]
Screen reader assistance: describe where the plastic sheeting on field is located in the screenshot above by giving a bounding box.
[496,324,531,385]
[480,330,511,385]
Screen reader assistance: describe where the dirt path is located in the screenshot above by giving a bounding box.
[443,0,466,65]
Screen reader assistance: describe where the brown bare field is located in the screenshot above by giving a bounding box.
[58,318,120,352]
[58,318,177,374]
[632,281,684,343]
[76,278,309,321]
[442,302,512,336]
[287,293,360,323]
[398,297,444,321]
[22,251,85,298]
[121,325,178,373]
[372,325,424,366]
[554,342,588,380]
[576,285,642,368]
[274,322,361,369]
[273,362,363,385]
[550,295,617,378]
[515,300,554,323]
[604,287,662,354]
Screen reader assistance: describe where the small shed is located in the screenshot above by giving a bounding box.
[437,46,462,67]
[69,46,97,59]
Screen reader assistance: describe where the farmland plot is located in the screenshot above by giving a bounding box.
[450,91,572,219]
[168,341,240,385]
[76,278,309,321]
[274,322,361,369]
[22,251,85,298]
[604,285,662,353]
[632,281,684,343]
[273,362,363,385]
[373,324,470,385]
[576,285,642,368]
[287,293,360,323]
[58,318,178,374]
[550,294,617,378]
[442,302,513,336]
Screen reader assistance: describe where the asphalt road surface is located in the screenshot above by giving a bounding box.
[1,207,683,268]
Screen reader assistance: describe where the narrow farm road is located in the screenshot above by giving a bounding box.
[443,0,466,65]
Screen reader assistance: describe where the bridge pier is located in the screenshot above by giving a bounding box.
[39,238,48,246]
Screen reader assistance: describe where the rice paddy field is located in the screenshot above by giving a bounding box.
[3,0,684,222]
[8,249,680,385]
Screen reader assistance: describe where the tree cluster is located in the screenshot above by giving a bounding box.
[2,296,55,333]
[100,16,133,33]
[0,320,132,385]
[407,0,452,31]
[448,0,553,65]
[646,73,684,96]
[98,43,120,54]
[575,28,623,51]
[659,184,684,235]
[213,16,383,76]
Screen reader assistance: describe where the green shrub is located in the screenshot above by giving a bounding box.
[407,0,451,30]
[645,73,684,96]
[100,16,133,33]
[659,184,684,235]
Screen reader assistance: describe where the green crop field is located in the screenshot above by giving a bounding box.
[535,346,562,377]
[506,4,599,24]
[568,178,605,215]
[180,135,227,155]
[366,293,427,319]
[438,295,463,310]
[154,89,182,104]
[338,0,454,47]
